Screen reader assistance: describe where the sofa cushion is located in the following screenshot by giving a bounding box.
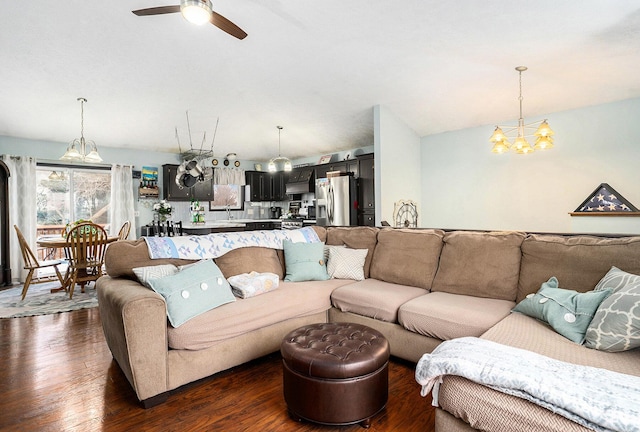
[330,278,426,323]
[283,240,330,282]
[517,234,640,302]
[431,231,525,301]
[326,226,379,278]
[369,228,444,290]
[168,279,355,350]
[585,267,640,352]
[105,238,195,279]
[327,247,368,281]
[512,277,612,344]
[398,291,515,340]
[311,225,327,243]
[214,246,284,279]
[147,259,236,328]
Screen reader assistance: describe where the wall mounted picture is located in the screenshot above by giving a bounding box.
[209,184,244,211]
[571,183,639,215]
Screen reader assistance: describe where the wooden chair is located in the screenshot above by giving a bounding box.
[14,225,66,300]
[64,222,108,299]
[117,221,131,240]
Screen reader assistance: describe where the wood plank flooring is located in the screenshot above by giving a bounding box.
[0,308,435,431]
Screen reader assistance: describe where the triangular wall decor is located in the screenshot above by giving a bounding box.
[574,183,639,213]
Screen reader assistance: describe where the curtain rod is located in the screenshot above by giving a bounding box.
[37,159,134,170]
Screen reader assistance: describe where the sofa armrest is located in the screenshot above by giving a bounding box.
[96,276,169,403]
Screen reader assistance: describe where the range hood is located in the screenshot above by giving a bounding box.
[286,167,315,195]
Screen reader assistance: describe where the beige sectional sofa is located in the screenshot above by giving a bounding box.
[96,226,640,431]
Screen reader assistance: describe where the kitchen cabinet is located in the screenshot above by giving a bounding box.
[245,171,288,201]
[162,164,213,201]
[315,160,358,179]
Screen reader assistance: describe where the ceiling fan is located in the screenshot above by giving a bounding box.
[132,0,247,40]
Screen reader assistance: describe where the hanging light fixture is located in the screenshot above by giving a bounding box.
[60,97,103,163]
[180,0,213,25]
[268,126,292,172]
[490,66,555,154]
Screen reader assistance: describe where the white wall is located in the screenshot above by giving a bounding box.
[420,98,640,234]
[374,105,422,226]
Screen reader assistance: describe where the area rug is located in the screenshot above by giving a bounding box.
[0,282,98,318]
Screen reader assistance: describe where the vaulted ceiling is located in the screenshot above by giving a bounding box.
[1,1,640,161]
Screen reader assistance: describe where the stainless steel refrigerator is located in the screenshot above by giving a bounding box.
[315,174,358,226]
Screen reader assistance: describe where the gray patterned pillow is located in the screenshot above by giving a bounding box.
[585,268,640,352]
[133,264,179,288]
[594,266,640,292]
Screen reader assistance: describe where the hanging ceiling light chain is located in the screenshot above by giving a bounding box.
[60,97,103,163]
[490,66,555,155]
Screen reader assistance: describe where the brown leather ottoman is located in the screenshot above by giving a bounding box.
[280,322,390,428]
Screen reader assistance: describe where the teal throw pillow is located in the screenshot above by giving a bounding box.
[512,277,612,344]
[283,240,330,282]
[585,267,640,352]
[148,259,236,328]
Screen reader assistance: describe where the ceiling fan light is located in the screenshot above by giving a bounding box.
[181,0,212,25]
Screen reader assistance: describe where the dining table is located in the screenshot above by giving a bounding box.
[37,235,119,293]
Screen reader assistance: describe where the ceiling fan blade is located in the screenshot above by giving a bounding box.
[211,12,248,40]
[132,5,181,16]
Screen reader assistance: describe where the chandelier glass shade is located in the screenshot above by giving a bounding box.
[60,98,103,163]
[490,66,555,154]
[181,0,213,25]
[268,126,292,172]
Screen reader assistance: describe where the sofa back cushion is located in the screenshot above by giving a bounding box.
[326,227,379,278]
[369,228,444,289]
[517,234,640,302]
[431,231,525,301]
[105,239,195,279]
[214,247,284,279]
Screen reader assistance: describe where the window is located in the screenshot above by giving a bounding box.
[36,167,111,233]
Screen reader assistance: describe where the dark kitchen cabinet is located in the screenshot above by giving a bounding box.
[246,171,267,201]
[315,160,358,179]
[245,171,288,201]
[269,171,288,201]
[163,164,213,201]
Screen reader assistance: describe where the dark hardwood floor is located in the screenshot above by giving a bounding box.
[0,308,435,431]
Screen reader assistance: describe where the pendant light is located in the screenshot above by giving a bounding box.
[490,67,555,154]
[268,126,292,172]
[60,97,103,163]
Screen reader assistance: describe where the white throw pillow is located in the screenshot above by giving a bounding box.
[327,247,368,281]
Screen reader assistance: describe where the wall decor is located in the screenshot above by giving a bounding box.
[209,184,244,211]
[318,154,333,164]
[570,183,640,216]
[393,199,418,227]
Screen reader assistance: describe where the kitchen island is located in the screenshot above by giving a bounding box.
[180,219,316,235]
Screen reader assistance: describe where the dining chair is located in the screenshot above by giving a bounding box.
[14,225,67,300]
[64,222,108,299]
[117,220,131,240]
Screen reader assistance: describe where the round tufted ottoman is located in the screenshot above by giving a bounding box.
[280,322,390,428]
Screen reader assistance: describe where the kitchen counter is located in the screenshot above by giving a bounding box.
[180,219,316,234]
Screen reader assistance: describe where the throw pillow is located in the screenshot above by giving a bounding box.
[132,264,179,288]
[324,244,346,262]
[512,277,612,344]
[327,247,367,281]
[594,266,640,292]
[283,240,329,282]
[585,270,640,352]
[147,259,236,328]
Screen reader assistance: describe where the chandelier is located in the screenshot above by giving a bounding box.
[268,126,292,172]
[490,67,555,154]
[60,98,103,163]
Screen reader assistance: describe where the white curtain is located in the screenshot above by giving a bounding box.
[0,155,36,283]
[214,167,246,185]
[109,164,137,240]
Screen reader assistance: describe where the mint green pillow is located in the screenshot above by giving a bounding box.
[283,240,330,282]
[148,259,236,327]
[512,277,612,344]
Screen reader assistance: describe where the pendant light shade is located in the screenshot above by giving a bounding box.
[268,126,292,172]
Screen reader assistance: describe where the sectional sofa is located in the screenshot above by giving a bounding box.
[96,226,640,431]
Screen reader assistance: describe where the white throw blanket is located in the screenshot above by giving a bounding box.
[144,226,320,260]
[415,337,640,432]
[227,272,279,298]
